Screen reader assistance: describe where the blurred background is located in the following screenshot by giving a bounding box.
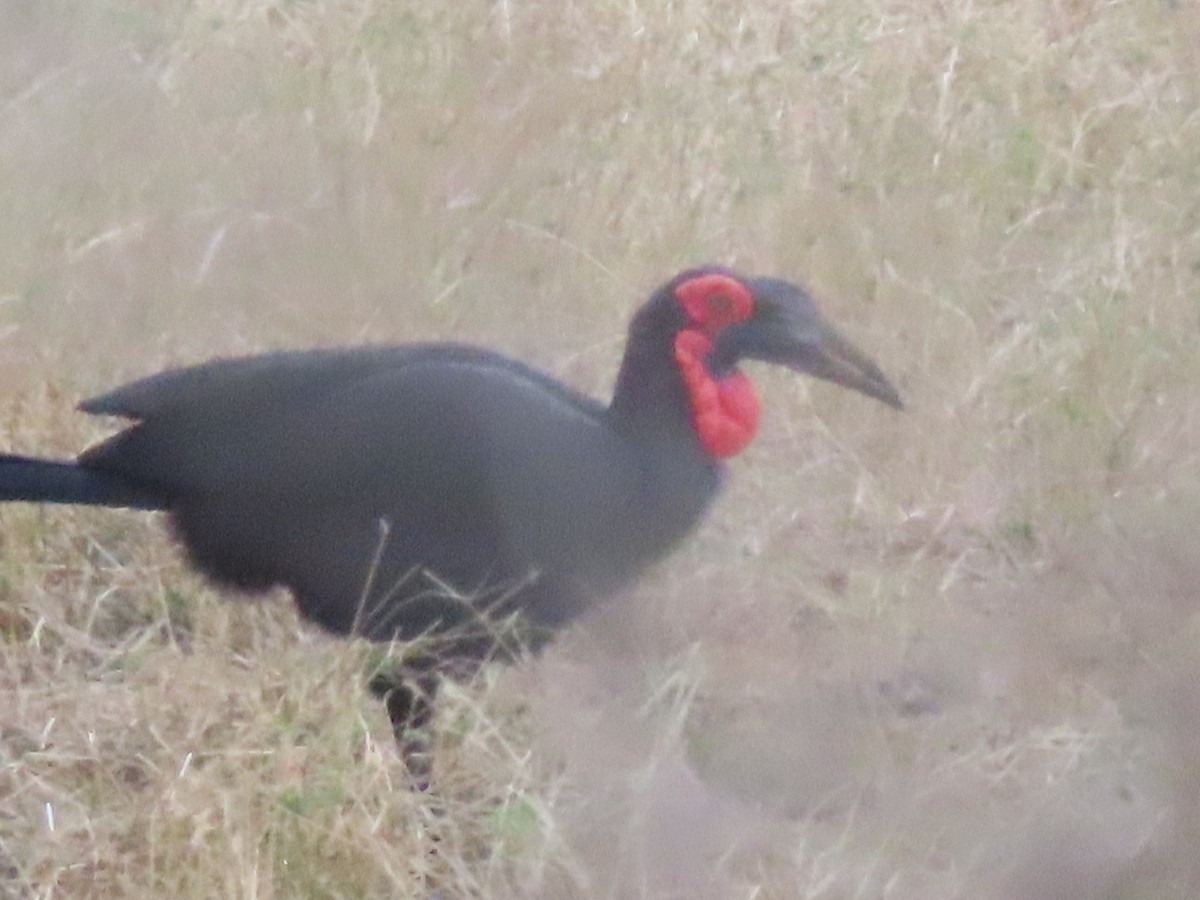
[1,1,1199,897]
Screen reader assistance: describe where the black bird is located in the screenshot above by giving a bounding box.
[0,267,901,773]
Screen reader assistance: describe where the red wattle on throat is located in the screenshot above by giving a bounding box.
[673,329,761,459]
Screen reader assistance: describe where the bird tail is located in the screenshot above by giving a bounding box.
[0,454,166,510]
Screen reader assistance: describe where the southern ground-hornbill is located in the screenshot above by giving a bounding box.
[0,267,901,776]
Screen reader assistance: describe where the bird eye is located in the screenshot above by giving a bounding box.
[673,273,755,332]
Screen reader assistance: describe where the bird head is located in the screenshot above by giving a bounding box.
[693,273,903,410]
[633,267,902,458]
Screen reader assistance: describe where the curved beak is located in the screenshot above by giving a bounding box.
[714,278,903,410]
[789,317,904,410]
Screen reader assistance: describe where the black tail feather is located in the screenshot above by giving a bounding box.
[0,454,165,510]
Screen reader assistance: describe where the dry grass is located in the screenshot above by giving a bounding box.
[2,0,1199,896]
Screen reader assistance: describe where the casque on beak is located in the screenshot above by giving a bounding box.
[710,277,903,410]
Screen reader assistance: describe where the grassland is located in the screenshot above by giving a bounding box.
[2,0,1199,897]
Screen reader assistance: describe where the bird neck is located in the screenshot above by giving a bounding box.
[608,323,761,462]
[606,340,725,551]
[608,329,697,446]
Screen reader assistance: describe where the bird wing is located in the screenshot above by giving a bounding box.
[81,347,645,577]
[81,344,501,420]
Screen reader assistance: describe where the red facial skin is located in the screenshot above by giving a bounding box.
[671,274,761,459]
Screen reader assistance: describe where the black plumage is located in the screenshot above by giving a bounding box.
[1,267,901,774]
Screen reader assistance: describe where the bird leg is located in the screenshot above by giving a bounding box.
[368,662,441,788]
